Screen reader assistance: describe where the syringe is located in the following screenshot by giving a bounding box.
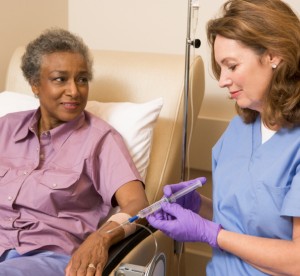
[120,177,205,226]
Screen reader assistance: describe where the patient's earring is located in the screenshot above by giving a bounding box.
[271,64,277,69]
[34,94,39,98]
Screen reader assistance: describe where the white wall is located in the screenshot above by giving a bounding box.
[0,0,68,92]
[69,0,187,55]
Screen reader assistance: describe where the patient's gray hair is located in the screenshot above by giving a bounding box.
[21,28,93,85]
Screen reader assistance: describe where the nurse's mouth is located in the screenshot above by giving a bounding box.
[229,90,241,100]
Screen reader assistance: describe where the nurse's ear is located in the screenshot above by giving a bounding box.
[265,51,282,69]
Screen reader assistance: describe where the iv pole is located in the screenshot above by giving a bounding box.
[175,0,201,266]
[181,0,201,182]
[175,0,201,261]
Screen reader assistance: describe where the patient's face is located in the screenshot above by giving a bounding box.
[31,51,89,131]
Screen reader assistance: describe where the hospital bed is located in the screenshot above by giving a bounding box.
[3,47,205,275]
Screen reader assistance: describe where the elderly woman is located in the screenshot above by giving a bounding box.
[148,0,300,275]
[0,28,148,275]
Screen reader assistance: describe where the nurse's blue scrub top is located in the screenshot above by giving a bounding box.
[206,116,300,275]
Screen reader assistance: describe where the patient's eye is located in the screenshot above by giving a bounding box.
[77,76,89,84]
[54,77,66,82]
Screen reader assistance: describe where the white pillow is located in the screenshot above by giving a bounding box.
[85,98,163,180]
[0,91,39,116]
[0,91,163,180]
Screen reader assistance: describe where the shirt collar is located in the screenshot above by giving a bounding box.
[13,109,86,151]
[13,109,40,142]
[50,112,85,151]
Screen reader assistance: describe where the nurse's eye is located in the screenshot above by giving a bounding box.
[228,64,237,71]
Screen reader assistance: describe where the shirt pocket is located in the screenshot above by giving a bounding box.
[252,181,291,238]
[259,181,290,211]
[35,170,81,215]
[40,170,80,191]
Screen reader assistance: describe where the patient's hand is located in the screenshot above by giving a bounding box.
[65,226,120,276]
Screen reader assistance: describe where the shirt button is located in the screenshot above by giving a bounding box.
[8,217,13,221]
[8,196,12,201]
[52,183,57,188]
[23,171,28,175]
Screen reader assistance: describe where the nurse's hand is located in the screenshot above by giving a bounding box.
[147,202,221,248]
[163,177,206,214]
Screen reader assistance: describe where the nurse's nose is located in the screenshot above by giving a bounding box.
[218,71,232,88]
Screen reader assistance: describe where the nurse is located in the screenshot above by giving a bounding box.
[147,0,300,275]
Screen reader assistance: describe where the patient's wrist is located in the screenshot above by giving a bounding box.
[107,213,136,238]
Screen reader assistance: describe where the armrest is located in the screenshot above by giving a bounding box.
[103,225,157,275]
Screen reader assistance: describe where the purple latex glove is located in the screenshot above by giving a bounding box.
[163,177,206,214]
[147,202,221,248]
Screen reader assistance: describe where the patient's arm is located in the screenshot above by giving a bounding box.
[65,180,148,276]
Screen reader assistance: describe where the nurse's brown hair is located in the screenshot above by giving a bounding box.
[207,0,300,128]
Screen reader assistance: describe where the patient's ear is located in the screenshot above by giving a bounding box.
[30,82,39,97]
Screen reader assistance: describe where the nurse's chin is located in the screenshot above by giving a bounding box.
[236,102,262,113]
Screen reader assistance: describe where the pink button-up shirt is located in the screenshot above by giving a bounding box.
[0,109,141,256]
